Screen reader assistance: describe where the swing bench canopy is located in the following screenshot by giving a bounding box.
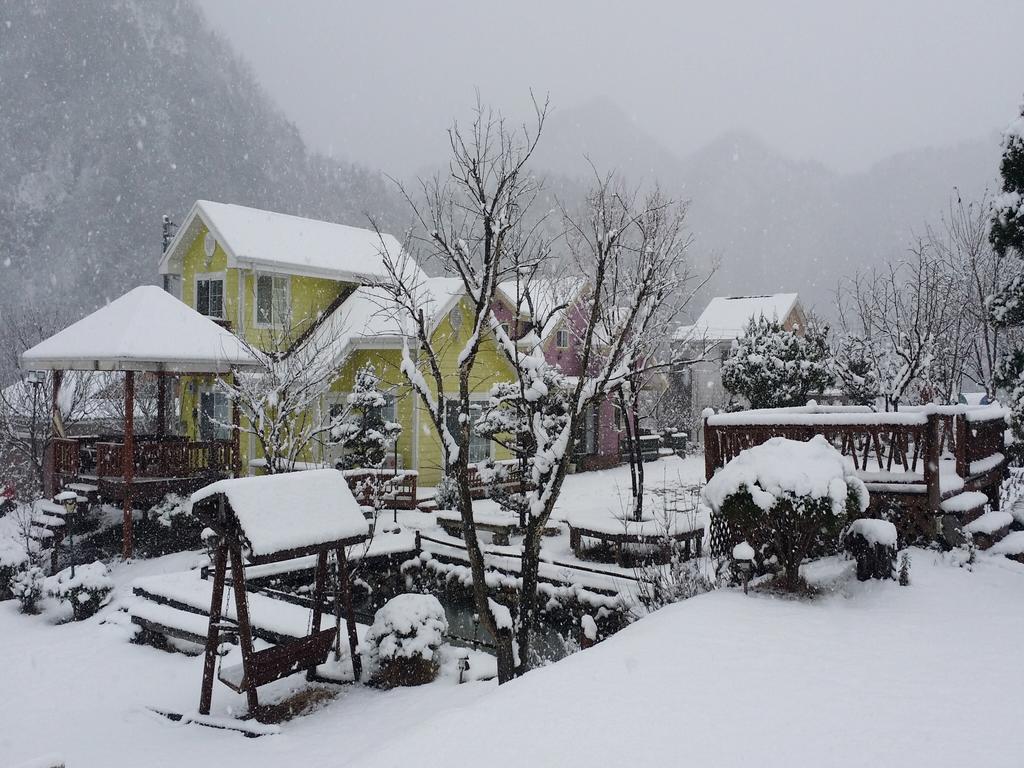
[190,468,370,564]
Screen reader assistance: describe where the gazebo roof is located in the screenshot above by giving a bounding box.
[20,286,260,373]
[190,469,370,562]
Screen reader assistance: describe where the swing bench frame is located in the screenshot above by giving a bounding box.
[191,488,368,721]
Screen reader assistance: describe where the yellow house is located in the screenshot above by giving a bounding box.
[157,200,515,486]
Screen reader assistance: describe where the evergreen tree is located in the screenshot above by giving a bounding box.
[332,363,402,470]
[832,333,882,406]
[721,315,833,409]
[990,106,1024,259]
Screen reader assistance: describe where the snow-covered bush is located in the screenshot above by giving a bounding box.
[365,593,448,688]
[332,363,402,470]
[703,436,869,590]
[11,565,45,613]
[138,494,203,556]
[45,561,113,621]
[842,518,897,581]
[721,315,833,409]
[433,474,460,512]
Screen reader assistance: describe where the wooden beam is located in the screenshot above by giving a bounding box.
[123,370,134,559]
[156,372,167,440]
[199,538,227,716]
[229,543,260,714]
[338,545,362,681]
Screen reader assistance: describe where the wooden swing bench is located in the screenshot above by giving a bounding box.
[187,469,371,723]
[218,627,338,693]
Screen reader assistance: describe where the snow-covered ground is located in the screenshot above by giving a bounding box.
[3,454,1024,767]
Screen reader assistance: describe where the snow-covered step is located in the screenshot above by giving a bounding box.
[939,491,988,515]
[964,510,1014,549]
[990,530,1024,563]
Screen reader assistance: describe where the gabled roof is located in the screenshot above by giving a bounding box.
[158,200,407,283]
[497,278,587,342]
[20,286,260,373]
[674,293,800,342]
[190,469,369,560]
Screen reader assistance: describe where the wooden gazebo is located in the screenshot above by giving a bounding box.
[20,286,260,558]
[189,469,370,719]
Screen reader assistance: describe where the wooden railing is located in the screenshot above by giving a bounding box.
[342,469,418,509]
[703,404,1008,512]
[58,436,234,480]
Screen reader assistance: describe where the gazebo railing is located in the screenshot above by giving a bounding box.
[54,436,235,480]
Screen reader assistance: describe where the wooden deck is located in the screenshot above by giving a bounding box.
[53,434,234,505]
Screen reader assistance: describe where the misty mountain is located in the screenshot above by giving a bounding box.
[537,100,1002,316]
[0,0,402,315]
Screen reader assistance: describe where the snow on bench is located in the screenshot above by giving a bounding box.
[132,571,338,643]
[963,510,1013,535]
[564,510,706,537]
[128,600,212,645]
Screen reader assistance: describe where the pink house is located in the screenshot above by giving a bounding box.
[495,281,625,472]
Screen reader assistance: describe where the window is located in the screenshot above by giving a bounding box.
[374,393,398,425]
[448,306,463,332]
[499,322,511,339]
[198,391,230,441]
[555,328,570,349]
[445,399,491,463]
[575,404,598,456]
[255,274,289,326]
[195,276,224,318]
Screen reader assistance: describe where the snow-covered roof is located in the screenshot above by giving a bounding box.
[674,293,800,342]
[20,286,260,373]
[497,278,586,341]
[158,200,410,284]
[190,468,369,559]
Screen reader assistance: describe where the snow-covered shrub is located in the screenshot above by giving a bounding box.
[721,315,833,409]
[331,363,402,470]
[11,565,45,613]
[138,494,203,556]
[703,436,868,590]
[634,557,711,613]
[842,518,897,581]
[433,474,460,512]
[45,561,113,621]
[365,593,448,688]
[898,551,911,586]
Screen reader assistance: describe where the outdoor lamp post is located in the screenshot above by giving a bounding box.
[457,650,471,684]
[733,541,755,595]
[55,490,78,578]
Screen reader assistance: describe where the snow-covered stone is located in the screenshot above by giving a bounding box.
[846,518,897,548]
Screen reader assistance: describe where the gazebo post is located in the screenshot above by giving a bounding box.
[122,370,135,559]
[231,378,241,478]
[156,371,166,440]
[47,369,64,496]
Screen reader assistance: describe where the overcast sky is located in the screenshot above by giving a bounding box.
[198,0,1024,177]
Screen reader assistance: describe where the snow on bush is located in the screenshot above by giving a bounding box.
[45,561,113,621]
[846,518,897,548]
[703,436,869,589]
[11,565,45,614]
[365,593,448,687]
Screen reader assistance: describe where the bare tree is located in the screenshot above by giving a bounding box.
[836,241,961,410]
[378,101,704,680]
[0,307,96,498]
[929,193,1018,396]
[218,309,350,474]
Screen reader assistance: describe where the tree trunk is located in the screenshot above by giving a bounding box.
[514,523,544,677]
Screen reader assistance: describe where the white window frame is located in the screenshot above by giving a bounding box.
[445,396,493,464]
[197,387,231,442]
[253,272,291,328]
[194,271,225,319]
[555,328,570,349]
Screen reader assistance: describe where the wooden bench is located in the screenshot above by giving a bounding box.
[568,523,703,566]
[343,470,418,510]
[218,627,337,693]
[437,511,560,546]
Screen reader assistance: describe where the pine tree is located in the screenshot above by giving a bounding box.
[332,363,402,470]
[832,333,882,406]
[721,315,833,409]
[989,104,1024,444]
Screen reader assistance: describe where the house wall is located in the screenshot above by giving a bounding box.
[414,296,516,486]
